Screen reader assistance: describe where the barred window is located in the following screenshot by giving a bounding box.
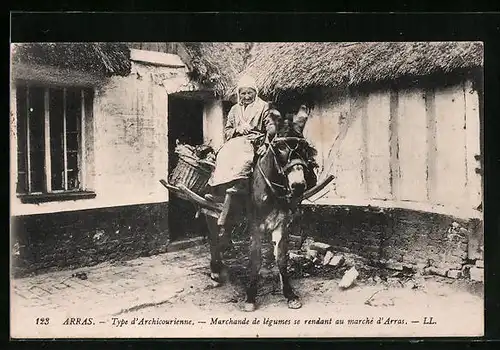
[16,82,93,195]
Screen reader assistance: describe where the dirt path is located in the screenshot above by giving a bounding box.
[11,241,483,338]
[119,241,483,338]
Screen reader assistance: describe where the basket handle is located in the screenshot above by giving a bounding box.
[177,153,198,162]
[198,159,216,168]
[177,153,215,169]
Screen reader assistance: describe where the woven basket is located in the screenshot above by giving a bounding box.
[169,155,213,195]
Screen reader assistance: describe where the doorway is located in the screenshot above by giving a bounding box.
[167,94,207,241]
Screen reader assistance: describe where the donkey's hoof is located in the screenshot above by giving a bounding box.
[209,273,222,287]
[287,299,302,309]
[208,280,221,288]
[242,302,256,312]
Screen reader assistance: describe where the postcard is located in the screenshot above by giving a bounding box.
[10,39,484,338]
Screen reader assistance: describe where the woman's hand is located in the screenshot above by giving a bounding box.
[237,123,252,135]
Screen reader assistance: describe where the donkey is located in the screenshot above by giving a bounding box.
[204,107,317,312]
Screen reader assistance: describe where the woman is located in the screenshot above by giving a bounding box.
[208,75,274,191]
[208,75,275,226]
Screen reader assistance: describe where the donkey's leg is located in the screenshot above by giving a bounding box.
[244,223,262,312]
[206,215,224,283]
[273,227,302,309]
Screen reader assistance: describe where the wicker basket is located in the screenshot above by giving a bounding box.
[169,154,213,195]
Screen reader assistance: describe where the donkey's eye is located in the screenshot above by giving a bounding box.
[276,143,288,152]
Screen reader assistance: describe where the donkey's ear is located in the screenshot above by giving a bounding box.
[267,108,282,124]
[264,108,282,136]
[292,105,310,135]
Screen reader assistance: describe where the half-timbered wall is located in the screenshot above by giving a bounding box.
[303,78,482,219]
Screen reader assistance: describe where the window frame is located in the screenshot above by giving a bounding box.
[15,80,96,203]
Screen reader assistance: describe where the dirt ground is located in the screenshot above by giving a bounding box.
[11,238,484,338]
[118,240,484,337]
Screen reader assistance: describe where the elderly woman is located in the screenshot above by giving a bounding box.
[208,75,276,226]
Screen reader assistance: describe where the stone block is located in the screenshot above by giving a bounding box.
[385,260,404,271]
[309,242,332,254]
[424,267,448,277]
[338,267,358,289]
[446,269,463,279]
[329,254,345,267]
[461,264,475,279]
[289,251,305,262]
[437,262,463,271]
[306,249,319,260]
[469,267,484,282]
[323,251,334,265]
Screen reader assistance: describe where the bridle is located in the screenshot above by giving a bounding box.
[256,136,310,203]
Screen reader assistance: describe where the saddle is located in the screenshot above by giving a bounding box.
[204,171,252,210]
[204,131,265,205]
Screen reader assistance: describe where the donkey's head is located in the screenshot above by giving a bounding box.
[263,105,317,200]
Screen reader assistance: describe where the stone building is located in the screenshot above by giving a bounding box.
[10,42,245,276]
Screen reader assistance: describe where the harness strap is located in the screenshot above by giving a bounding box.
[269,145,284,176]
[256,159,280,198]
[256,147,288,200]
[255,139,311,202]
[282,158,308,174]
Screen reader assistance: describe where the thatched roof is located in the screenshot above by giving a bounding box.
[11,42,484,100]
[181,42,248,98]
[11,43,131,76]
[240,42,484,98]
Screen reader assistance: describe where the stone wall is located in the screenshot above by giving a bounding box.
[294,204,484,281]
[11,202,169,278]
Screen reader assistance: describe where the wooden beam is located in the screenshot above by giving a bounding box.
[200,207,219,219]
[10,84,18,197]
[300,175,335,202]
[175,44,195,72]
[389,89,400,200]
[464,79,482,209]
[177,184,223,212]
[43,88,52,192]
[26,86,32,193]
[425,87,437,202]
[79,89,86,190]
[130,49,185,68]
[62,88,68,190]
[361,94,369,198]
[159,179,222,212]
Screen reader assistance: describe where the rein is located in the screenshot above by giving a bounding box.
[256,147,287,200]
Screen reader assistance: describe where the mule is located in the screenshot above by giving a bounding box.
[204,111,317,312]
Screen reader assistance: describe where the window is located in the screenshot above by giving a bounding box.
[16,81,95,202]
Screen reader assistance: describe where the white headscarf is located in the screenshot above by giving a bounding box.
[236,75,258,105]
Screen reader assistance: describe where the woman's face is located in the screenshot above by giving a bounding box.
[239,87,257,105]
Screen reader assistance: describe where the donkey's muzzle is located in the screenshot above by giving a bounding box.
[290,182,306,196]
